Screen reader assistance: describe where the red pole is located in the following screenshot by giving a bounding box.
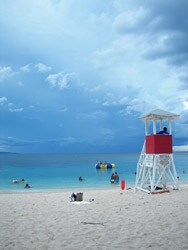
[121,179,125,190]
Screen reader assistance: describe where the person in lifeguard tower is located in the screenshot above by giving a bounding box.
[157,127,169,135]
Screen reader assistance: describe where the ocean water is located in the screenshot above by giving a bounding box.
[0,152,188,192]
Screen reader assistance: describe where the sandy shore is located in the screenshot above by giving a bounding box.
[0,185,188,250]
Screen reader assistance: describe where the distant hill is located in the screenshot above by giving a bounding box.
[0,152,14,154]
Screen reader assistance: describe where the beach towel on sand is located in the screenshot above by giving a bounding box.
[71,201,90,205]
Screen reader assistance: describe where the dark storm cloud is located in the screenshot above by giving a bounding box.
[144,0,188,66]
[144,33,188,66]
[149,0,188,32]
[114,0,188,67]
[179,76,188,90]
[179,110,188,125]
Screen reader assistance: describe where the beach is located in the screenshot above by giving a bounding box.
[0,185,188,250]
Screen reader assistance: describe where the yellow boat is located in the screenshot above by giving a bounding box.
[12,180,27,183]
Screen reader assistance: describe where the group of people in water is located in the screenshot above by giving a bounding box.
[13,179,25,183]
[78,172,120,184]
[12,179,31,189]
[111,172,119,183]
[97,161,110,166]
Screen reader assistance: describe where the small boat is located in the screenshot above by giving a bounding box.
[95,163,115,169]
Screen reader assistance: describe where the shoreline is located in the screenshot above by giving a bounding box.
[0,184,132,194]
[1,181,188,194]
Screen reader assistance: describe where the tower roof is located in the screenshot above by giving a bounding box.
[139,109,179,121]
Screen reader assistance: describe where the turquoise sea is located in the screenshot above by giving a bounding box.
[0,152,188,192]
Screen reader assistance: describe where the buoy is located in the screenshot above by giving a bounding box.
[121,179,125,190]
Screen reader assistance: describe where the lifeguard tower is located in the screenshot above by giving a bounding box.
[135,109,179,194]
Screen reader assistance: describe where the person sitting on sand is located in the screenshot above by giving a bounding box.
[24,183,31,189]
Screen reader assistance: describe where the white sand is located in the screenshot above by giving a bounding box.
[0,185,188,250]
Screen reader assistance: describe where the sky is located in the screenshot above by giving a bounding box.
[0,0,188,153]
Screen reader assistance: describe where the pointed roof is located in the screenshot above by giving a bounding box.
[139,109,179,121]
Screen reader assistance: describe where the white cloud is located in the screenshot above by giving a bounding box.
[126,98,142,114]
[20,63,52,73]
[77,110,107,120]
[99,127,114,136]
[59,108,68,112]
[28,105,34,109]
[93,36,135,68]
[46,72,75,90]
[173,145,188,151]
[119,97,129,105]
[9,108,23,112]
[93,32,187,115]
[90,110,107,119]
[0,66,15,82]
[84,85,101,92]
[88,12,111,26]
[101,96,131,108]
[98,128,115,142]
[102,101,117,106]
[90,2,188,117]
[59,137,84,145]
[34,63,52,73]
[0,97,7,104]
[0,145,8,152]
[62,137,77,143]
[20,64,32,72]
[184,101,188,110]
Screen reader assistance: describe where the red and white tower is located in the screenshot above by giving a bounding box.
[135,109,179,194]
